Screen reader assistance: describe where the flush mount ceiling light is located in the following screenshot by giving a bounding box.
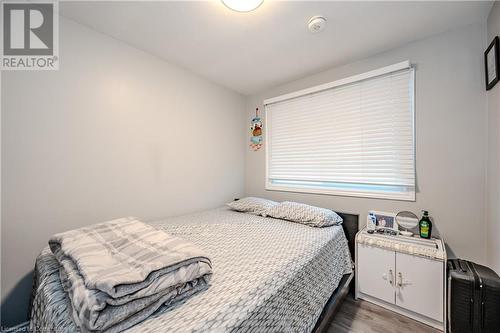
[222,0,264,12]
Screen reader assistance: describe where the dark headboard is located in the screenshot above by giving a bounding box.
[336,212,359,262]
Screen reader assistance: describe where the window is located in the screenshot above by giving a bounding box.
[265,61,415,201]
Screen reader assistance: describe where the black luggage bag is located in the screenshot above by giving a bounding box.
[447,259,500,333]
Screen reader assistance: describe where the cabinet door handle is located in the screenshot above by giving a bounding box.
[398,272,403,287]
[388,269,394,285]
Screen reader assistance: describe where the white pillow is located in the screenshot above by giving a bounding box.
[226,197,278,217]
[267,201,343,227]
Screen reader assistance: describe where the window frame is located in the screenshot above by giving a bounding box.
[264,61,416,201]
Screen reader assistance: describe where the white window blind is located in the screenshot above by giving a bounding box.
[265,62,415,201]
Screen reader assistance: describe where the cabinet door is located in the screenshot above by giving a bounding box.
[357,244,395,304]
[395,252,443,322]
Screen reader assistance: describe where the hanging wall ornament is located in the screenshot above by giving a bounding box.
[250,107,263,151]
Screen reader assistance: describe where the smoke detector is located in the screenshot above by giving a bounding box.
[308,16,327,33]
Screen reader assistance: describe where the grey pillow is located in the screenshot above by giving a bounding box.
[226,197,278,217]
[267,201,343,227]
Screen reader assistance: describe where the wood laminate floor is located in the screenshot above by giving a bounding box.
[328,297,441,333]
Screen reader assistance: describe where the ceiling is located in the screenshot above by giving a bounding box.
[60,1,493,95]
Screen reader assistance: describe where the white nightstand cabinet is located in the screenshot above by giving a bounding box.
[355,228,447,331]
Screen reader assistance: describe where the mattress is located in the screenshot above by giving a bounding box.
[30,207,353,333]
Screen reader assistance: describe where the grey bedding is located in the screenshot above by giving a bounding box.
[48,217,212,333]
[30,207,353,333]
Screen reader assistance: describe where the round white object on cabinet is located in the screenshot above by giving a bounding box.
[396,211,419,236]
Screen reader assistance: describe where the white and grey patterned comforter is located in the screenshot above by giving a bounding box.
[30,207,353,333]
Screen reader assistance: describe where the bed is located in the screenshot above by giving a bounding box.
[29,207,357,333]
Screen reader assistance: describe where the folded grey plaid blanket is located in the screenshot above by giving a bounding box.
[48,217,212,333]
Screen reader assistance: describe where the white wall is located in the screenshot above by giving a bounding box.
[1,17,245,326]
[245,23,488,264]
[487,2,500,275]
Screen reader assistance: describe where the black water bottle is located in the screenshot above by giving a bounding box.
[418,210,432,239]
